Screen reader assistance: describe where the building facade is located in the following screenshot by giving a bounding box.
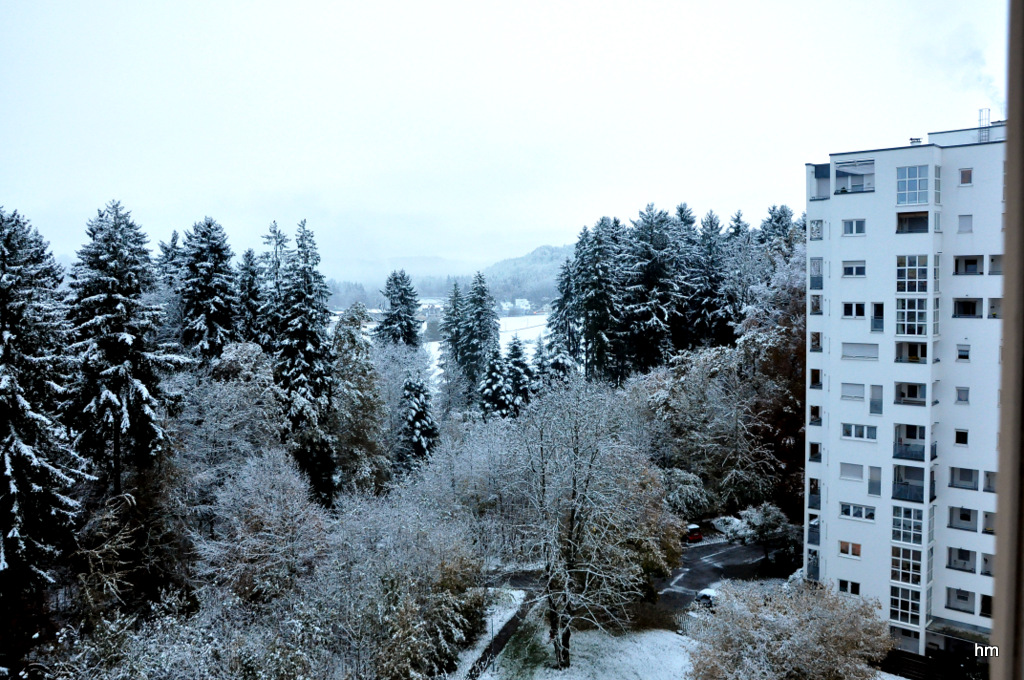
[804,122,1006,655]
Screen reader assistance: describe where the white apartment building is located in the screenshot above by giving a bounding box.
[804,121,1006,657]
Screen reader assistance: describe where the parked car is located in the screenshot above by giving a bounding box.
[686,523,704,543]
[694,588,718,609]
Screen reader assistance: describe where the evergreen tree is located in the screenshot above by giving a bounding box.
[758,205,795,247]
[374,269,420,347]
[63,201,187,495]
[235,248,262,344]
[0,209,85,590]
[505,336,533,416]
[440,282,467,375]
[273,221,336,504]
[155,229,182,288]
[258,221,291,352]
[531,336,552,392]
[478,348,514,419]
[396,377,439,472]
[576,217,628,382]
[726,210,750,240]
[622,204,687,372]
[687,211,732,345]
[329,303,388,491]
[461,272,499,388]
[548,254,582,363]
[179,217,236,360]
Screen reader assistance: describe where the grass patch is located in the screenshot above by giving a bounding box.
[492,607,548,678]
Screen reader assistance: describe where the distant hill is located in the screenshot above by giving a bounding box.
[411,243,572,304]
[482,244,573,304]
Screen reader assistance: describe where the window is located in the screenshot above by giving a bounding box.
[843,302,866,318]
[896,255,929,292]
[810,295,822,315]
[892,506,923,544]
[871,303,884,331]
[810,332,822,352]
[960,168,973,185]
[809,442,822,462]
[839,580,861,595]
[897,165,929,205]
[891,547,922,585]
[840,503,876,521]
[809,258,823,289]
[810,220,823,240]
[842,423,877,440]
[955,387,969,404]
[840,463,864,480]
[958,214,973,233]
[842,342,878,360]
[870,385,883,414]
[810,369,823,388]
[955,430,968,446]
[868,466,882,496]
[843,260,866,277]
[843,219,866,235]
[809,405,821,425]
[896,298,928,335]
[890,586,921,625]
[957,344,970,361]
[839,541,862,558]
[897,211,929,233]
[841,383,865,400]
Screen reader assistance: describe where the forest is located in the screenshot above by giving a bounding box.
[0,199,814,678]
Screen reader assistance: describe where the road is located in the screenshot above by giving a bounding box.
[651,541,767,613]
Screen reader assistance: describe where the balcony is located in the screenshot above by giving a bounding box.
[989,255,1003,275]
[981,554,994,577]
[810,275,823,290]
[893,482,925,503]
[981,595,993,619]
[809,444,822,463]
[953,256,983,275]
[894,443,925,461]
[834,160,874,195]
[984,472,997,493]
[808,526,820,546]
[809,296,823,316]
[989,298,1003,319]
[808,493,821,510]
[896,211,929,234]
[947,556,977,574]
[949,508,978,532]
[947,590,976,614]
[983,512,996,535]
[894,382,927,406]
[950,468,979,491]
[953,299,982,319]
[807,559,820,581]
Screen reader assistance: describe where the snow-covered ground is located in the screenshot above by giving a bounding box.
[424,314,549,382]
[478,620,906,680]
[447,588,526,680]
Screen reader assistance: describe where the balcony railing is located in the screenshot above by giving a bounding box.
[950,479,979,491]
[810,276,823,290]
[931,442,938,460]
[981,566,994,577]
[809,451,822,463]
[871,317,884,332]
[894,396,926,406]
[808,527,820,545]
[947,560,976,573]
[894,443,925,461]
[808,493,821,510]
[810,381,822,390]
[949,520,978,533]
[810,345,822,352]
[892,483,924,503]
[895,356,927,364]
[953,271,983,276]
[807,562,820,581]
[809,417,822,426]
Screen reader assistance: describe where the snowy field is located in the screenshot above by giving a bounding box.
[424,313,549,381]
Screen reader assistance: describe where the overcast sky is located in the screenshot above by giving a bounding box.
[0,1,1009,283]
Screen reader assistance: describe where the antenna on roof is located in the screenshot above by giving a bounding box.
[979,108,991,142]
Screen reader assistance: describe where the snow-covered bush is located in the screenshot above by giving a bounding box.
[688,580,892,680]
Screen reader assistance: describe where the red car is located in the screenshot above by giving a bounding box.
[686,524,704,543]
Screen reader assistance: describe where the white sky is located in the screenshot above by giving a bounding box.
[0,1,1009,283]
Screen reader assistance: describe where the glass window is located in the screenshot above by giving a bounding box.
[958,214,973,233]
[956,387,969,404]
[896,255,928,292]
[840,462,864,479]
[957,344,970,361]
[890,586,921,625]
[891,547,922,585]
[840,541,862,558]
[897,165,929,205]
[843,302,866,318]
[892,506,923,544]
[868,466,882,496]
[896,298,928,335]
[960,168,973,185]
[843,260,866,276]
[955,430,969,446]
[843,219,866,235]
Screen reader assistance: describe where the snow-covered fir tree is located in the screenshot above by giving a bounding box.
[438,282,471,412]
[373,269,420,347]
[257,221,290,352]
[621,203,687,372]
[757,204,795,247]
[179,217,236,360]
[0,209,86,590]
[725,210,750,240]
[63,201,188,495]
[505,336,533,416]
[478,348,513,419]
[155,229,182,288]
[395,377,439,472]
[575,216,628,382]
[273,221,336,504]
[460,272,499,388]
[329,303,388,491]
[234,248,262,344]
[548,256,581,363]
[687,211,731,345]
